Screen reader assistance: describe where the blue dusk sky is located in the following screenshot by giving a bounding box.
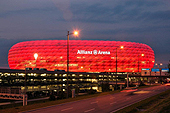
[0,0,170,68]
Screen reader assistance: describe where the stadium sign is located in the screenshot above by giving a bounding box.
[77,50,110,55]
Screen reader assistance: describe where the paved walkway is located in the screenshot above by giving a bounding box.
[0,97,49,106]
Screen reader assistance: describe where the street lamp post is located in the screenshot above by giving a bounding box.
[67,31,78,98]
[155,63,163,77]
[138,53,144,72]
[24,64,27,94]
[155,63,162,68]
[155,63,163,83]
[137,54,144,85]
[127,73,129,88]
[24,63,27,106]
[115,46,123,90]
[149,61,151,85]
[149,61,154,85]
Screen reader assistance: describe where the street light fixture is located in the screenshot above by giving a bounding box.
[115,46,124,90]
[155,63,163,83]
[34,53,38,68]
[138,53,144,72]
[67,31,78,98]
[149,60,155,85]
[24,64,27,95]
[24,62,28,106]
[24,61,29,94]
[155,63,163,68]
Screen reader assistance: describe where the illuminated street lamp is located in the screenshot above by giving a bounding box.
[24,62,28,106]
[138,53,144,72]
[127,73,129,88]
[155,63,163,68]
[24,64,27,95]
[34,53,38,68]
[115,46,124,90]
[155,63,163,83]
[67,31,78,98]
[149,60,155,85]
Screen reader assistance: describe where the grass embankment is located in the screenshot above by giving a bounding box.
[115,89,170,113]
[0,90,120,113]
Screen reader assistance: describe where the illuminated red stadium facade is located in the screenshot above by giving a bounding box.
[8,40,155,72]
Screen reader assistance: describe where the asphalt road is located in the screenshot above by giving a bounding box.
[22,85,170,113]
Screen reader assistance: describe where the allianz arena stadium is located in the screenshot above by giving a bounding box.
[8,40,155,72]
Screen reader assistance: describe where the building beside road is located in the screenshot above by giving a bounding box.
[2,40,165,97]
[8,40,155,72]
[0,68,127,93]
[0,68,169,94]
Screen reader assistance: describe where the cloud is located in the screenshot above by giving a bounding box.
[141,10,170,23]
[69,0,165,24]
[0,0,54,13]
[0,0,170,67]
[0,38,18,68]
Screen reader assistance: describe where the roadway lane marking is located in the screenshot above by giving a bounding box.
[61,107,73,111]
[110,97,115,99]
[91,101,98,104]
[110,94,154,113]
[84,108,95,112]
[110,102,117,105]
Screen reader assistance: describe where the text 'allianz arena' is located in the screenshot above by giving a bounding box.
[8,40,155,72]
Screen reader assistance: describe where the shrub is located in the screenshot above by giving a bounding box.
[49,94,56,101]
[87,89,97,95]
[101,83,110,92]
[57,91,66,99]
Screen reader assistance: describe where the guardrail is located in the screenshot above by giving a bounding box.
[0,93,27,106]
